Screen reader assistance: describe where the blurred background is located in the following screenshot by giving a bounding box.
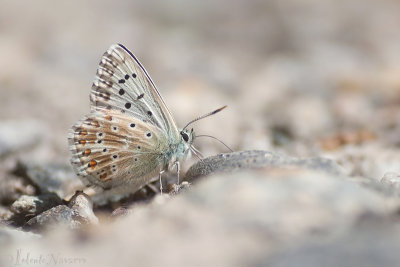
[1,0,400,178]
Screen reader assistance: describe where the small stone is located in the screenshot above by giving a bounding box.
[24,205,76,233]
[111,207,130,218]
[10,193,63,226]
[14,161,82,199]
[22,192,98,233]
[0,206,13,222]
[0,175,36,205]
[167,181,191,195]
[68,191,98,225]
[11,193,62,216]
[380,172,400,189]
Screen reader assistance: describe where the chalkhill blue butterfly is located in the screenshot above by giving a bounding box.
[68,44,226,199]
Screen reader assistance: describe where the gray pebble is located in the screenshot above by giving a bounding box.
[167,181,191,195]
[0,206,14,223]
[0,174,36,205]
[23,191,98,232]
[68,191,98,225]
[24,205,76,232]
[14,161,82,199]
[10,193,63,226]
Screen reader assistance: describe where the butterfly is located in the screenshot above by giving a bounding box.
[68,44,226,199]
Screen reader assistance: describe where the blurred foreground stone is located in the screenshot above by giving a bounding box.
[260,220,400,267]
[1,165,399,266]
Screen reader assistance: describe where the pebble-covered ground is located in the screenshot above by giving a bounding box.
[1,0,400,266]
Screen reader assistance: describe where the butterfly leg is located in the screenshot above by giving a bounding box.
[190,145,204,162]
[173,161,181,185]
[159,170,165,195]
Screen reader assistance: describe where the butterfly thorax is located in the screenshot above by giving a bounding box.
[159,128,194,169]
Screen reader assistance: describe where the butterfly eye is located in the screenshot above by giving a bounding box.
[181,131,189,142]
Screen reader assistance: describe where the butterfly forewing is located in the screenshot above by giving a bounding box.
[90,44,179,140]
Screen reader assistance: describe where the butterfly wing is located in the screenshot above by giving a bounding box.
[90,44,179,140]
[68,110,169,192]
[69,44,181,195]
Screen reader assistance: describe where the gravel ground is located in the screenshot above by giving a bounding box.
[1,0,400,266]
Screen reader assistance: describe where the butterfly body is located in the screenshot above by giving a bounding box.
[68,44,195,198]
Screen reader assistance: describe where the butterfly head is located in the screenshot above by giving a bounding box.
[180,128,195,145]
[180,105,227,145]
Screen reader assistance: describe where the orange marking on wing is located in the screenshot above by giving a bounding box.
[79,140,86,145]
[93,121,100,127]
[105,115,112,121]
[79,130,88,136]
[89,160,97,170]
[84,149,91,156]
[100,173,107,179]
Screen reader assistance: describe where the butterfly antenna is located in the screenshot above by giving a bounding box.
[182,105,227,131]
[195,134,233,152]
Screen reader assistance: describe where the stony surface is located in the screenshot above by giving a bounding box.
[0,167,399,266]
[14,161,83,199]
[23,192,98,233]
[0,226,40,247]
[185,150,344,182]
[260,220,400,267]
[166,181,191,195]
[10,194,63,216]
[381,172,400,190]
[68,192,98,225]
[1,0,400,266]
[10,193,63,226]
[0,206,13,223]
[0,174,36,206]
[23,205,76,233]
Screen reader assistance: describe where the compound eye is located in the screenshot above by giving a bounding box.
[181,131,189,142]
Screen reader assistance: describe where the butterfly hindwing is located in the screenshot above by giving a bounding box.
[68,110,168,190]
